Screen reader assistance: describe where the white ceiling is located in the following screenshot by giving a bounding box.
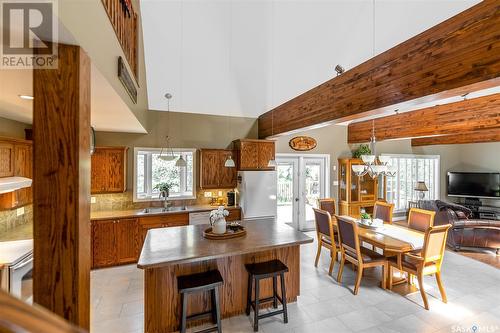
[141,0,481,118]
[0,64,146,133]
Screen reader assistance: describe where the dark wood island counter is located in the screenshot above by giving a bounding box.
[138,219,313,333]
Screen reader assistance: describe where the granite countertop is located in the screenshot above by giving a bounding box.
[0,223,33,242]
[91,205,240,221]
[137,219,313,269]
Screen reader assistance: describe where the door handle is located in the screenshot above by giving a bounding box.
[295,198,299,202]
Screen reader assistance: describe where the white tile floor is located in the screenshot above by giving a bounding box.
[91,232,500,333]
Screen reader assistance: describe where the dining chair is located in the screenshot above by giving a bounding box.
[335,215,387,295]
[318,198,336,216]
[388,224,452,310]
[373,201,394,224]
[408,208,435,232]
[313,208,339,275]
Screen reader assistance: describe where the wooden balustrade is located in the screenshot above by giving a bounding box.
[101,0,138,80]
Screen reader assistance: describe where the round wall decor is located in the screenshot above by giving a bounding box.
[289,136,317,151]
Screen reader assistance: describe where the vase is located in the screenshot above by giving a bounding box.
[212,218,227,234]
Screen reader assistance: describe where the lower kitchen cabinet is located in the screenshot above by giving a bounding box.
[91,218,140,269]
[138,213,189,241]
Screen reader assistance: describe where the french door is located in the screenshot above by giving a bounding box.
[276,154,329,231]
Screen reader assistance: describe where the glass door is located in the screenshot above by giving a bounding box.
[300,157,328,231]
[276,158,299,229]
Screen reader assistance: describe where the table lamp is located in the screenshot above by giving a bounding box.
[414,181,428,200]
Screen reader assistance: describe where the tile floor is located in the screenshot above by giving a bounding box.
[91,232,500,333]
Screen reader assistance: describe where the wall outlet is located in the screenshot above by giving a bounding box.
[333,165,337,171]
[91,196,97,204]
[333,180,339,186]
[16,207,25,216]
[204,192,213,198]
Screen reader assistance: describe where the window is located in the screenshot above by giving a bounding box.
[383,154,440,212]
[134,148,196,201]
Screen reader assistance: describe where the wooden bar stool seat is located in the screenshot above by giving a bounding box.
[245,260,289,332]
[177,270,223,333]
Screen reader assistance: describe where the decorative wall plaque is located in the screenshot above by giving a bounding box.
[289,136,317,151]
[118,56,137,104]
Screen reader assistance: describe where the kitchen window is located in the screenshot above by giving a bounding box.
[383,154,440,212]
[134,148,196,201]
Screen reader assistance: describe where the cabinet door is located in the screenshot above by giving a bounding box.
[200,150,219,189]
[239,141,259,170]
[218,150,237,188]
[92,219,117,268]
[226,208,241,221]
[106,150,126,192]
[91,150,108,193]
[0,142,14,177]
[258,142,275,169]
[115,218,140,264]
[14,144,32,207]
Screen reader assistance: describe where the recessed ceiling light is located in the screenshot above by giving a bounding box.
[18,95,34,100]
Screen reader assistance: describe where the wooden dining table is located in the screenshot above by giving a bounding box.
[339,216,426,288]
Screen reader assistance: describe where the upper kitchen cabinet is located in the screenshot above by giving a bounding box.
[91,147,128,194]
[199,149,237,189]
[233,139,275,170]
[0,137,33,210]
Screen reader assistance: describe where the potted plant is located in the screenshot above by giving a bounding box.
[154,182,173,198]
[352,144,371,159]
[360,212,372,225]
[210,206,229,234]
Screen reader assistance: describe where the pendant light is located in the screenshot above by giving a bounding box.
[224,117,235,167]
[159,93,176,161]
[176,154,187,167]
[267,111,277,168]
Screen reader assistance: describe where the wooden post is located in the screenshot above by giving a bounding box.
[32,43,91,329]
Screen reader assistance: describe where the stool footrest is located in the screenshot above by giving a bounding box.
[194,326,220,333]
[258,309,285,320]
[187,310,213,322]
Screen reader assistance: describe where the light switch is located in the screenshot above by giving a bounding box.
[16,207,24,216]
[91,196,97,204]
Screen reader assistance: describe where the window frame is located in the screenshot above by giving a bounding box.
[381,153,440,213]
[133,147,197,202]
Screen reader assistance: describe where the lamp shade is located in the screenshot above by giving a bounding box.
[224,155,235,168]
[414,181,428,192]
[176,155,187,167]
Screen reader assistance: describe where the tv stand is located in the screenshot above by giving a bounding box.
[458,198,500,221]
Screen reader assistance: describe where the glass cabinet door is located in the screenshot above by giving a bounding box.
[339,161,347,201]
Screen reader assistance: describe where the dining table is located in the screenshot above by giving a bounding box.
[339,216,426,288]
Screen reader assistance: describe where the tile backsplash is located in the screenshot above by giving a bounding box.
[91,189,235,212]
[0,204,33,233]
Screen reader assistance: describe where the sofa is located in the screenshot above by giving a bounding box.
[419,200,500,254]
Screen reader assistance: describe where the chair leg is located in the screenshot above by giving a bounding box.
[254,278,260,332]
[214,288,222,333]
[280,273,288,324]
[180,293,187,333]
[380,263,387,290]
[246,274,253,315]
[354,266,363,295]
[416,272,429,310]
[272,275,278,308]
[337,253,345,283]
[435,272,447,304]
[388,266,393,290]
[211,289,217,323]
[328,250,335,276]
[314,240,322,267]
[407,273,413,285]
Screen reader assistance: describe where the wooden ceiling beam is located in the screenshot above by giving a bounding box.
[411,128,500,146]
[347,93,500,143]
[258,0,500,138]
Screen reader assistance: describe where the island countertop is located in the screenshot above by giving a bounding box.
[137,219,313,269]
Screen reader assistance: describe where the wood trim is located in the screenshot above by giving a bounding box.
[33,43,91,329]
[258,1,500,138]
[411,128,500,146]
[348,94,500,143]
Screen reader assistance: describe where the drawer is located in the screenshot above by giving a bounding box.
[139,213,189,227]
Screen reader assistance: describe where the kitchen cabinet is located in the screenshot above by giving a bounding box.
[139,213,189,241]
[91,147,128,194]
[0,137,33,210]
[199,149,237,189]
[233,139,275,170]
[91,218,140,268]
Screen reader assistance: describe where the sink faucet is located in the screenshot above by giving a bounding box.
[159,191,170,211]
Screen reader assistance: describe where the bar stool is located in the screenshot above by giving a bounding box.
[177,270,223,333]
[245,259,289,332]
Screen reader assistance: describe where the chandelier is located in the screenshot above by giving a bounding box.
[352,120,397,178]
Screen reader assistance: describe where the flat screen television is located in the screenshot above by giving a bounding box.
[447,172,500,199]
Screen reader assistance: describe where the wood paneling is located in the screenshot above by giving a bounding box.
[348,94,500,143]
[234,139,275,170]
[0,142,14,177]
[91,147,127,194]
[411,128,500,146]
[144,245,300,332]
[33,43,91,329]
[258,1,500,138]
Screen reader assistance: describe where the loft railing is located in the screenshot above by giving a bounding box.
[101,0,138,79]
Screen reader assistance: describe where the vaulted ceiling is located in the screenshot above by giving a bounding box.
[141,0,481,118]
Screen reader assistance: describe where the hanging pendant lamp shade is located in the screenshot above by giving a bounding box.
[267,159,277,168]
[224,155,235,168]
[176,155,187,167]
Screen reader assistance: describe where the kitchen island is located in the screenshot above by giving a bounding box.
[138,219,313,333]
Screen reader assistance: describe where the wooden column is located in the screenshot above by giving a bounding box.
[32,43,91,329]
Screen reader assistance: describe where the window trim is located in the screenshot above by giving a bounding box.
[381,153,440,213]
[133,147,197,202]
